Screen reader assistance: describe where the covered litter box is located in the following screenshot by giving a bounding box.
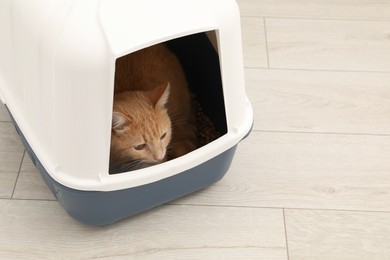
[0,0,253,226]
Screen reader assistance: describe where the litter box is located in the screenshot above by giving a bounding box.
[0,0,253,226]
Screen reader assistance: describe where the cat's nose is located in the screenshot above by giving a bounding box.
[154,151,165,161]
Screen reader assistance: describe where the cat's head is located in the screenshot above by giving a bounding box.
[110,83,172,168]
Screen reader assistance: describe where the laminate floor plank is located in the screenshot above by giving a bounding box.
[0,200,287,260]
[237,0,390,21]
[266,18,390,72]
[245,68,390,134]
[0,122,24,198]
[0,104,11,122]
[241,17,269,68]
[285,209,390,259]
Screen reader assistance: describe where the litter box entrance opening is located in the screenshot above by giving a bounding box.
[109,30,227,174]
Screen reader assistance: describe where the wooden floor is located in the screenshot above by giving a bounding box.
[1,1,390,259]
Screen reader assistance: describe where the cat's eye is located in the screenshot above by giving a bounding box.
[134,144,146,150]
[160,133,167,140]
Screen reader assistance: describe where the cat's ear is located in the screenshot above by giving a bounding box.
[112,112,127,133]
[148,83,170,109]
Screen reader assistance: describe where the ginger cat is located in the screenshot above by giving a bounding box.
[110,43,197,173]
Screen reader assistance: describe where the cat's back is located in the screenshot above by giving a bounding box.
[114,44,188,95]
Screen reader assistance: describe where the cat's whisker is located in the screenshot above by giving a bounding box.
[110,159,144,173]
